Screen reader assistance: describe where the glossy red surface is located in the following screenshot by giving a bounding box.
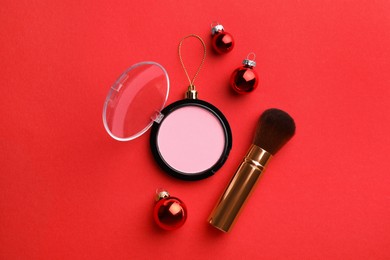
[153,197,187,231]
[211,31,235,54]
[1,1,390,259]
[230,66,259,94]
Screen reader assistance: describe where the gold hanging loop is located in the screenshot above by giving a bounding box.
[178,34,207,92]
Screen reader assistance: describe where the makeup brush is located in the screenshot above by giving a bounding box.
[208,108,296,232]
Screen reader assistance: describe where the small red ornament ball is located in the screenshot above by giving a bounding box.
[211,24,234,54]
[153,190,187,231]
[230,53,259,94]
[230,67,258,94]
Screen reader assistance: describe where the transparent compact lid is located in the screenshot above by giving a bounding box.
[103,61,169,141]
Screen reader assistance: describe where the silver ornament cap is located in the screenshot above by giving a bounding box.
[242,52,257,67]
[211,24,224,35]
[155,188,170,201]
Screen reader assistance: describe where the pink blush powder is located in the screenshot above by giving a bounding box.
[156,106,226,174]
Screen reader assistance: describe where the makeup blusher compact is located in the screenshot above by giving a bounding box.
[150,98,231,180]
[103,35,232,180]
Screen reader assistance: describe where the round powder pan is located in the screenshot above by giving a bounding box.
[103,61,232,181]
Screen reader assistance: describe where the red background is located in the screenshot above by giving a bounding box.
[1,1,390,259]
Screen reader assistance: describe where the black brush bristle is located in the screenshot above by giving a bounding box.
[253,108,296,155]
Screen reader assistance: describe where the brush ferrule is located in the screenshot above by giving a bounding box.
[208,145,272,232]
[244,145,272,169]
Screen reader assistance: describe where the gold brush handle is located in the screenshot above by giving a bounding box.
[208,145,272,232]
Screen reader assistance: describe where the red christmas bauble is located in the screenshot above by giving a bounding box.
[153,190,187,231]
[230,53,259,94]
[211,24,234,54]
